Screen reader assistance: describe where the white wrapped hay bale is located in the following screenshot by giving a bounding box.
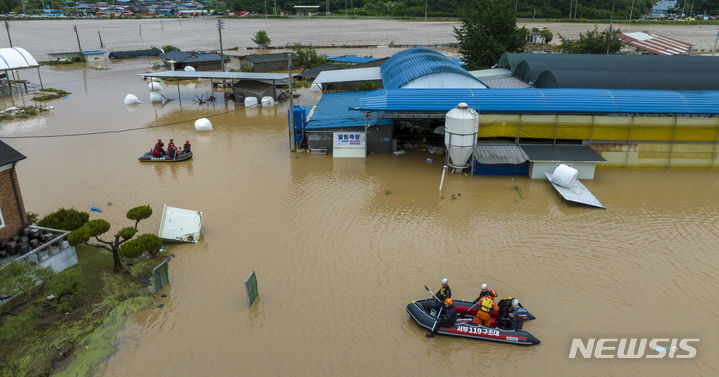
[194,118,213,132]
[261,96,275,107]
[148,81,163,91]
[123,94,142,105]
[310,83,322,92]
[551,164,578,188]
[184,65,196,72]
[149,92,163,103]
[244,97,258,108]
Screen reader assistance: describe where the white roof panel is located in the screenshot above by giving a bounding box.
[545,173,605,208]
[0,47,39,70]
[158,204,203,243]
[313,67,382,85]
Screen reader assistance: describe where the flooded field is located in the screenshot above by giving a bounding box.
[1,20,718,377]
[8,17,719,59]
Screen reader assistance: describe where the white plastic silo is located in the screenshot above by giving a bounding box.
[444,102,478,172]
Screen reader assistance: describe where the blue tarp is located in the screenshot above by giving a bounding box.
[305,91,393,130]
[353,88,719,115]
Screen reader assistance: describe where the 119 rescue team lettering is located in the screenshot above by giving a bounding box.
[457,326,500,337]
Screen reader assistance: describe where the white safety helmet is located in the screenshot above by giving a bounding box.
[481,283,488,290]
[441,278,449,285]
[512,298,519,308]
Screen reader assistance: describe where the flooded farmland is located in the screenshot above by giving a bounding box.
[1,19,718,377]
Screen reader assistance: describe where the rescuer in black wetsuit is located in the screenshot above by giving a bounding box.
[433,278,452,311]
[427,298,458,338]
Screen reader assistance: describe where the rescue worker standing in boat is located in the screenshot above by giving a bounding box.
[427,298,457,338]
[475,290,499,326]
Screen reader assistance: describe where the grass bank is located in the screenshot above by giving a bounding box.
[0,245,168,377]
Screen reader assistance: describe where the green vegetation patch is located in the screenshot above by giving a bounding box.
[0,245,165,377]
[0,105,48,121]
[32,88,70,101]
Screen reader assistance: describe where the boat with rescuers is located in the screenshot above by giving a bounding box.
[406,298,540,345]
[139,150,192,162]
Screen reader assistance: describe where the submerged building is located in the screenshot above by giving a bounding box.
[296,48,719,170]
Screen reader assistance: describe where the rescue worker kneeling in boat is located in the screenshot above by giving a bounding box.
[432,278,452,312]
[475,290,499,327]
[427,298,457,338]
[498,297,530,330]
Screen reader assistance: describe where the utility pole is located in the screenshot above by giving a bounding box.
[74,25,83,53]
[629,0,635,20]
[274,0,276,15]
[606,0,616,54]
[5,21,11,47]
[514,0,518,15]
[326,0,329,15]
[345,0,347,17]
[288,52,295,152]
[713,27,719,56]
[217,19,225,72]
[98,30,104,48]
[424,0,427,21]
[264,0,267,17]
[161,20,164,31]
[139,24,142,38]
[568,0,572,18]
[574,0,578,18]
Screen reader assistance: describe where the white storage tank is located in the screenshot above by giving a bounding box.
[444,102,478,172]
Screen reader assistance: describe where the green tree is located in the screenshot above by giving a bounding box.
[161,45,180,53]
[67,205,162,273]
[454,0,527,70]
[291,43,327,70]
[558,27,622,54]
[252,30,271,48]
[37,208,89,231]
[538,28,553,44]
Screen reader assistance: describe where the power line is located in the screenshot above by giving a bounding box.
[0,107,244,139]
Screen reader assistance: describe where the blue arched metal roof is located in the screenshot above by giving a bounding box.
[352,88,719,115]
[380,48,481,89]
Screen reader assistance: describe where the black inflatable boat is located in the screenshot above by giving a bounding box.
[406,298,540,345]
[139,151,192,162]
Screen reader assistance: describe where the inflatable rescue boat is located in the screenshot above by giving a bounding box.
[139,151,192,162]
[406,298,540,345]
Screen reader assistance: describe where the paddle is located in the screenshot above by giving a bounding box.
[428,305,444,336]
[424,284,442,303]
[460,301,479,316]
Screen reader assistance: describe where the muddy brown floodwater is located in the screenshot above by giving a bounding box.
[1,20,718,377]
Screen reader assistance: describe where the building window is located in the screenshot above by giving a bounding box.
[0,207,5,228]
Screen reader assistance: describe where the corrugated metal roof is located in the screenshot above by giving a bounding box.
[474,144,528,164]
[0,47,38,69]
[380,48,481,89]
[521,145,606,162]
[161,50,227,63]
[314,67,382,85]
[326,56,378,64]
[137,71,288,80]
[469,68,531,88]
[306,91,393,130]
[353,88,719,115]
[618,32,693,55]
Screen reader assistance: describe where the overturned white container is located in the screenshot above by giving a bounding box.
[148,81,163,91]
[184,65,196,72]
[158,204,203,243]
[194,118,213,132]
[261,96,275,107]
[444,102,479,173]
[550,164,578,188]
[244,97,258,108]
[123,94,142,105]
